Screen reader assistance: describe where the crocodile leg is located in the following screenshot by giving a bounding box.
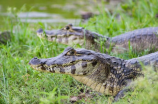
[114,79,133,101]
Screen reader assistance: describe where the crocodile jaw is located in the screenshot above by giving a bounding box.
[29,57,99,75]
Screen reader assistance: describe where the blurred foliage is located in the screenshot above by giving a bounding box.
[0,0,158,103]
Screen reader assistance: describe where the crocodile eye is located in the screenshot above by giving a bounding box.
[66,50,76,56]
[65,24,72,30]
[66,26,70,30]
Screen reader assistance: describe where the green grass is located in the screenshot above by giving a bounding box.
[1,0,158,103]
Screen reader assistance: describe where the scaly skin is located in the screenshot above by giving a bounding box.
[29,47,158,97]
[37,24,158,53]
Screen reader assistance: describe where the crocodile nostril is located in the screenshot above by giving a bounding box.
[37,28,43,33]
[34,57,38,59]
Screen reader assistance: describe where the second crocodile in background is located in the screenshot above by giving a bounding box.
[37,24,158,53]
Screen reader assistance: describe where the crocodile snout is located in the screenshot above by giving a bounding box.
[29,57,41,65]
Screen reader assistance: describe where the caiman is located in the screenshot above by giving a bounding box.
[29,47,158,100]
[36,24,158,53]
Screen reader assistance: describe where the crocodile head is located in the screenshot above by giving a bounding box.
[29,47,107,75]
[36,24,106,51]
[29,47,114,94]
[29,47,142,95]
[37,24,87,46]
